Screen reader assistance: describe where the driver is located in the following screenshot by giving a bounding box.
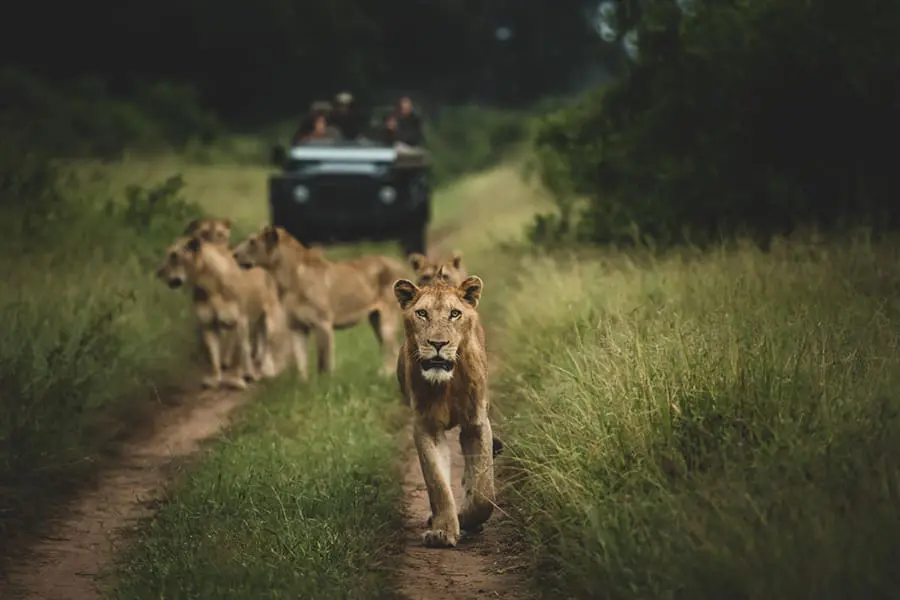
[328,91,363,140]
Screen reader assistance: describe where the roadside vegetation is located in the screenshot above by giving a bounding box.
[492,0,900,598]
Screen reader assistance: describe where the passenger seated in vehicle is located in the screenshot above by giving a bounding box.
[292,100,333,145]
[329,91,363,140]
[395,95,425,147]
[301,113,341,142]
[382,113,398,145]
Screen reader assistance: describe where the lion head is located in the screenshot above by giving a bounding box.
[156,236,206,289]
[408,251,467,287]
[232,225,288,269]
[184,218,233,247]
[393,275,483,384]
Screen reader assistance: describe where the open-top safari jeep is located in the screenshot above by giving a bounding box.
[268,110,431,255]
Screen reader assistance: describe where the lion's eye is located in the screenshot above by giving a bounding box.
[415,309,428,319]
[449,309,462,319]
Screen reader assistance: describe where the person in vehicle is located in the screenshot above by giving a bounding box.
[301,113,341,142]
[394,95,425,147]
[292,100,333,145]
[328,91,363,140]
[382,112,398,145]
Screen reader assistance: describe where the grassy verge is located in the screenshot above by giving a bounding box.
[0,157,205,553]
[494,234,900,599]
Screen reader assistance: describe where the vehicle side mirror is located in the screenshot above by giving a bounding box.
[270,144,287,167]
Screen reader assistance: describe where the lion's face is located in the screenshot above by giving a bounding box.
[156,236,203,289]
[393,276,483,384]
[408,251,466,287]
[184,218,232,247]
[232,226,283,269]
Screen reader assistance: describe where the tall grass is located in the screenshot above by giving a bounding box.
[496,234,900,599]
[0,158,203,550]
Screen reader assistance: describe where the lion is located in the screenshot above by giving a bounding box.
[184,217,233,246]
[408,250,467,286]
[393,275,496,548]
[156,234,283,390]
[231,225,406,379]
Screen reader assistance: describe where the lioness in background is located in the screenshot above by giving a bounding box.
[156,235,283,390]
[232,225,406,378]
[408,250,467,286]
[184,217,233,246]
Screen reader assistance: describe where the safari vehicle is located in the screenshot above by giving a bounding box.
[267,110,431,256]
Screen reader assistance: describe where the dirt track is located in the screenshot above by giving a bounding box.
[396,426,529,600]
[2,389,247,600]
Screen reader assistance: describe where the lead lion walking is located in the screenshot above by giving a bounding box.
[393,274,496,548]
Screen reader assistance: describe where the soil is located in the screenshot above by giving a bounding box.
[2,388,248,600]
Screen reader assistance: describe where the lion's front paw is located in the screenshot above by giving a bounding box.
[422,528,458,548]
[201,375,221,389]
[222,374,249,390]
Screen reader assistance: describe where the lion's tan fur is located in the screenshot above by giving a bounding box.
[232,225,406,378]
[393,276,495,548]
[156,234,284,390]
[408,250,467,287]
[184,218,233,247]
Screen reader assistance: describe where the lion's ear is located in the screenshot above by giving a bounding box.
[408,253,426,271]
[262,225,279,248]
[185,236,202,253]
[459,276,483,308]
[394,279,419,309]
[450,250,463,270]
[183,218,201,235]
[222,218,233,229]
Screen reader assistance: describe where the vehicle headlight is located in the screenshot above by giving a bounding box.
[379,186,397,204]
[293,185,310,203]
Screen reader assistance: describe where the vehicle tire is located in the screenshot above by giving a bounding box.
[399,226,427,256]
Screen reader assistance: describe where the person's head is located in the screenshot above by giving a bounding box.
[334,91,353,113]
[399,96,413,116]
[312,114,327,134]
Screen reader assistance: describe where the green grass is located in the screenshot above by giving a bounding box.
[493,234,900,599]
[109,349,407,599]
[0,162,201,553]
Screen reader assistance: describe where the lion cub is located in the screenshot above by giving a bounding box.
[232,225,406,378]
[156,235,282,390]
[408,250,467,286]
[393,275,496,548]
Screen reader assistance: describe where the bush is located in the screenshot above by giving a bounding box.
[0,68,224,159]
[0,149,205,548]
[530,0,900,246]
[497,235,900,599]
[425,105,532,186]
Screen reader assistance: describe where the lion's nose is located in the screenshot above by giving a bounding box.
[428,340,449,353]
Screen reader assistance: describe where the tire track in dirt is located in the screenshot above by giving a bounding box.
[394,232,530,600]
[2,388,248,600]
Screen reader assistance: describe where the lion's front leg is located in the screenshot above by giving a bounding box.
[200,326,228,389]
[458,419,496,532]
[414,421,459,548]
[313,322,335,375]
[235,316,260,384]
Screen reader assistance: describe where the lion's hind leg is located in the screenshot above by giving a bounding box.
[414,422,459,548]
[368,308,399,377]
[458,419,496,533]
